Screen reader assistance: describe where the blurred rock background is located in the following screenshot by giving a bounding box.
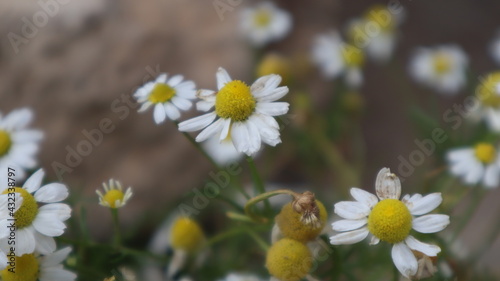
[1,0,499,277]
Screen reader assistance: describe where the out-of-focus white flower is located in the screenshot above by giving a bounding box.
[447,142,500,188]
[96,179,133,209]
[202,133,244,166]
[312,31,365,88]
[178,67,289,157]
[134,73,196,124]
[0,108,43,180]
[330,168,450,278]
[472,71,500,132]
[409,45,468,95]
[240,2,292,47]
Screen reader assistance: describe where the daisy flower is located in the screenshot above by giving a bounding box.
[178,67,289,156]
[0,247,76,281]
[134,73,196,124]
[0,169,71,255]
[473,71,500,132]
[202,133,244,166]
[446,143,500,188]
[408,45,468,95]
[330,168,450,278]
[96,179,133,208]
[312,31,365,88]
[0,108,43,180]
[240,1,292,47]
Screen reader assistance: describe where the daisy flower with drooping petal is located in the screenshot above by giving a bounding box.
[0,169,71,255]
[408,45,468,95]
[240,1,292,47]
[472,71,500,132]
[96,179,133,208]
[178,67,289,156]
[312,31,365,88]
[1,247,76,281]
[446,143,500,188]
[134,73,196,124]
[330,167,450,278]
[0,108,43,180]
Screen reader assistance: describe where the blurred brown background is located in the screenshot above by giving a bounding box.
[1,0,500,276]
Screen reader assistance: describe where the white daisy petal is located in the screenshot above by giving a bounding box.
[153,104,167,124]
[375,167,401,200]
[34,183,69,203]
[231,122,251,155]
[251,74,282,97]
[245,120,262,155]
[178,112,217,132]
[37,203,72,221]
[405,235,441,256]
[164,103,181,120]
[331,219,367,232]
[40,247,72,267]
[33,212,68,237]
[23,168,45,193]
[256,86,289,103]
[412,214,450,233]
[171,97,192,111]
[350,187,378,208]
[370,236,380,245]
[391,242,418,278]
[216,67,232,89]
[256,102,289,116]
[15,227,36,255]
[483,164,499,188]
[195,119,224,142]
[39,267,77,281]
[219,119,232,141]
[408,192,443,215]
[329,227,369,245]
[34,231,57,255]
[168,74,184,87]
[334,201,371,220]
[196,101,215,112]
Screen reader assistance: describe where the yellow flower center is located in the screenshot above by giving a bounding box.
[474,143,496,164]
[477,72,500,108]
[368,199,412,243]
[433,53,452,75]
[148,83,176,104]
[103,189,125,208]
[266,238,312,281]
[2,188,38,229]
[215,80,256,121]
[0,130,12,157]
[341,45,365,67]
[170,217,205,253]
[1,254,39,281]
[253,9,272,27]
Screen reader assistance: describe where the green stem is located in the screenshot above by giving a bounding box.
[246,156,271,212]
[450,187,485,243]
[111,208,121,247]
[244,189,299,223]
[247,229,270,251]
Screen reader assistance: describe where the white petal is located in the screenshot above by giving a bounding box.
[251,74,282,97]
[391,242,418,278]
[482,164,499,188]
[219,119,232,141]
[216,67,232,90]
[137,102,152,112]
[34,183,69,203]
[38,203,72,221]
[329,228,369,245]
[196,89,216,101]
[164,103,181,120]
[464,162,484,184]
[331,219,367,232]
[412,214,450,233]
[11,130,43,143]
[408,193,442,216]
[2,108,32,130]
[23,168,45,193]
[248,115,281,146]
[350,187,378,208]
[256,102,289,116]
[195,119,224,142]
[15,227,36,255]
[178,112,217,132]
[168,74,184,87]
[171,97,192,111]
[244,120,262,155]
[155,73,167,83]
[446,148,474,163]
[196,101,215,112]
[255,86,289,103]
[34,232,57,254]
[231,122,251,155]
[334,201,371,220]
[33,212,68,237]
[40,247,72,267]
[370,236,380,245]
[40,268,77,281]
[375,167,401,200]
[153,104,167,124]
[405,236,441,256]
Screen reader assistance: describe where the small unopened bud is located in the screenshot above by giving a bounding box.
[292,191,321,228]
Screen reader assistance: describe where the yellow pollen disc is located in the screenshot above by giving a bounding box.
[0,130,12,157]
[254,9,272,27]
[170,217,205,253]
[215,80,256,121]
[2,188,38,229]
[275,201,327,242]
[148,83,176,104]
[341,45,365,67]
[1,254,39,281]
[364,5,394,31]
[103,189,125,208]
[368,199,412,243]
[433,53,452,75]
[474,143,496,164]
[477,72,500,108]
[266,238,312,281]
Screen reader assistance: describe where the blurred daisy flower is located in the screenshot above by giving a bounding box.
[446,143,500,188]
[347,4,405,63]
[178,67,289,156]
[490,29,500,64]
[134,73,196,124]
[96,179,133,209]
[0,169,71,255]
[473,71,500,132]
[240,1,292,47]
[0,247,76,281]
[409,45,468,94]
[0,108,43,180]
[218,273,264,281]
[330,168,450,278]
[312,31,365,88]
